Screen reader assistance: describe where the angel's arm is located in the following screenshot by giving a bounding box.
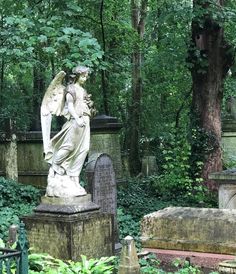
[66,93,85,127]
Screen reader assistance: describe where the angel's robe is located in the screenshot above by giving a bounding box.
[45,83,90,177]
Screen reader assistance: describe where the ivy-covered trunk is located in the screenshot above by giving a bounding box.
[189,0,234,190]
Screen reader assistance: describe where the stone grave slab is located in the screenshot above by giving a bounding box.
[141,207,236,255]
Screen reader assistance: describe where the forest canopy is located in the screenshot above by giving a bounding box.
[1,0,236,186]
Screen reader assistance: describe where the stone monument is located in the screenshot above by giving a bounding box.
[221,96,236,167]
[90,115,123,181]
[209,169,236,209]
[118,236,140,274]
[141,207,236,255]
[22,66,114,260]
[86,153,118,241]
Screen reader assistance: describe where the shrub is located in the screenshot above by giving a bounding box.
[0,177,41,240]
[28,253,115,274]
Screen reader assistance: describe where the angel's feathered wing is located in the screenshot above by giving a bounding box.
[41,71,66,154]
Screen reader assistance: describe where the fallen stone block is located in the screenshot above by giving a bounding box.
[141,207,236,255]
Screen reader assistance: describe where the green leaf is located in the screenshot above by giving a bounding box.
[38,35,47,43]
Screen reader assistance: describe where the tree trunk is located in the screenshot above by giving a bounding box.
[128,0,148,176]
[31,64,45,131]
[0,57,4,95]
[189,0,234,190]
[100,0,109,115]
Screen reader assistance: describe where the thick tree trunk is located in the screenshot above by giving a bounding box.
[128,0,148,176]
[189,0,234,190]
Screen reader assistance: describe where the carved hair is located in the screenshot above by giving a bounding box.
[72,65,90,75]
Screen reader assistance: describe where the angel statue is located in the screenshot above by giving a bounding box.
[41,65,95,197]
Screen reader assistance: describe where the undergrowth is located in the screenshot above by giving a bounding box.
[0,177,41,241]
[117,175,217,245]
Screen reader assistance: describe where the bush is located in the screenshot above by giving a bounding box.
[0,177,41,240]
[28,253,115,274]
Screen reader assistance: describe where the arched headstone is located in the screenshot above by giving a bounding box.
[86,153,118,241]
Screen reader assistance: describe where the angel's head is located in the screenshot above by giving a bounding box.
[73,65,90,85]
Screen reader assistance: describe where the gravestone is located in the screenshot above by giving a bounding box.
[86,153,118,242]
[209,169,236,209]
[141,207,236,255]
[90,115,123,180]
[141,156,157,176]
[221,97,236,167]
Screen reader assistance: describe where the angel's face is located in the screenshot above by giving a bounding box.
[78,72,89,85]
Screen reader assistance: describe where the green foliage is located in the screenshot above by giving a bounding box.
[117,208,140,244]
[28,253,115,274]
[171,259,201,274]
[117,169,217,247]
[117,178,176,248]
[0,177,41,240]
[140,129,217,206]
[139,254,162,274]
[139,255,219,274]
[0,0,105,130]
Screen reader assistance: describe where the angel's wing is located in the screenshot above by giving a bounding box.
[41,71,66,154]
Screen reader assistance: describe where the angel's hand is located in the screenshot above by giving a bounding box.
[76,117,85,127]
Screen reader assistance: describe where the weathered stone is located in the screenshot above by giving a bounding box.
[209,169,236,209]
[141,207,236,255]
[22,211,114,260]
[219,260,236,273]
[35,195,100,214]
[22,196,114,260]
[222,118,236,132]
[141,156,157,176]
[8,224,18,246]
[5,134,18,181]
[86,153,118,241]
[0,116,123,187]
[90,115,123,180]
[118,236,140,274]
[0,131,48,187]
[221,131,236,167]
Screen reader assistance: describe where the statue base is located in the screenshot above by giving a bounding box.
[22,194,115,260]
[46,173,87,197]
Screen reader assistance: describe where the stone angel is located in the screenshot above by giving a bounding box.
[41,66,95,197]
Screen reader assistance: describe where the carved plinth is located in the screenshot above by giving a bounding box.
[209,169,236,209]
[22,195,115,260]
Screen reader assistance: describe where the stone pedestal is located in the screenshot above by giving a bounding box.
[90,115,123,180]
[209,169,236,209]
[22,195,114,260]
[141,207,236,255]
[222,119,236,167]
